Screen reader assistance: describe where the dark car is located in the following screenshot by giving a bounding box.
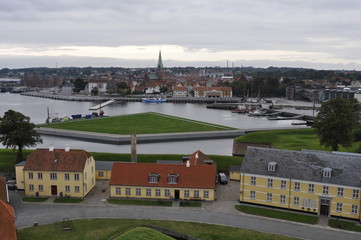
[218,173,228,184]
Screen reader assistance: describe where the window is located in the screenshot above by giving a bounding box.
[353,189,359,199]
[267,162,277,171]
[91,166,94,173]
[280,180,286,189]
[146,189,151,196]
[65,173,70,180]
[184,190,189,197]
[203,191,209,198]
[250,176,256,185]
[74,174,80,181]
[165,189,171,197]
[126,188,131,195]
[155,189,161,196]
[308,184,314,193]
[336,203,343,212]
[38,172,43,180]
[149,174,159,183]
[116,187,121,195]
[38,185,43,192]
[194,190,199,198]
[294,182,300,191]
[98,171,104,177]
[29,184,34,191]
[85,172,87,180]
[50,173,57,180]
[280,195,286,204]
[294,197,299,206]
[65,186,70,192]
[323,168,332,178]
[337,187,344,197]
[250,191,255,199]
[28,172,33,179]
[267,178,273,187]
[302,199,316,209]
[352,205,358,214]
[136,188,141,195]
[267,193,272,202]
[75,186,80,193]
[323,186,329,195]
[168,174,178,184]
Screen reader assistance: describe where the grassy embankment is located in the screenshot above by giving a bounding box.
[17,219,298,240]
[115,227,174,240]
[234,128,360,152]
[40,112,235,134]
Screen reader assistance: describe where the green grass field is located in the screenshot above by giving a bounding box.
[0,149,32,172]
[235,128,360,152]
[235,205,318,224]
[328,219,361,232]
[40,112,235,134]
[115,227,174,240]
[17,218,298,240]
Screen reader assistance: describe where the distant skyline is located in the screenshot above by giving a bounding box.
[1,1,361,70]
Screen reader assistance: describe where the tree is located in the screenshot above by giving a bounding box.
[91,86,98,96]
[73,78,86,90]
[0,110,43,162]
[313,98,360,151]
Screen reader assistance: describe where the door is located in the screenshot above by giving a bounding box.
[175,190,180,200]
[320,199,330,216]
[51,185,57,195]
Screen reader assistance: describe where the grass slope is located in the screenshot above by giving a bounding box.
[0,149,32,172]
[17,219,298,240]
[115,227,174,240]
[41,112,234,134]
[235,128,360,152]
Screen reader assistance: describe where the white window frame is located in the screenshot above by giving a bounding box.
[267,178,273,187]
[149,174,159,183]
[29,184,34,191]
[125,188,131,195]
[168,174,178,184]
[65,173,70,181]
[38,185,43,192]
[294,197,299,206]
[294,182,300,191]
[136,188,141,196]
[203,190,209,198]
[308,184,314,193]
[267,193,272,202]
[352,205,358,214]
[65,185,70,193]
[280,195,286,204]
[337,187,344,197]
[115,187,121,195]
[38,172,43,180]
[353,189,359,199]
[184,190,189,197]
[155,189,161,196]
[98,171,104,177]
[250,176,256,185]
[75,186,80,193]
[28,172,33,179]
[323,186,329,195]
[336,203,343,212]
[146,188,151,196]
[50,173,57,180]
[74,173,80,181]
[250,190,255,199]
[280,180,286,189]
[165,189,171,197]
[194,190,199,198]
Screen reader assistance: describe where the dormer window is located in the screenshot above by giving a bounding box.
[168,174,178,184]
[267,162,277,172]
[149,173,159,183]
[323,168,332,178]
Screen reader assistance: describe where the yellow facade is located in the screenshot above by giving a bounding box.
[96,170,112,180]
[15,165,24,190]
[22,156,96,198]
[110,185,215,201]
[229,171,240,181]
[240,173,361,220]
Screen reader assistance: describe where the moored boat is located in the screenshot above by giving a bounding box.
[142,97,167,103]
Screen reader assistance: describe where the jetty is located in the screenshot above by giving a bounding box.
[89,99,115,110]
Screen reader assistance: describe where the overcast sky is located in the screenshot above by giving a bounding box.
[1,0,361,70]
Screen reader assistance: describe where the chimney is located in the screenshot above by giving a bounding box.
[49,144,54,151]
[65,144,70,152]
[186,160,190,167]
[131,132,137,162]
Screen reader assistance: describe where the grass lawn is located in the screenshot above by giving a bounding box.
[115,227,174,240]
[235,205,318,224]
[17,218,298,240]
[107,198,172,206]
[328,219,361,232]
[235,128,361,152]
[23,197,48,202]
[53,198,84,203]
[40,112,235,134]
[180,201,202,207]
[0,149,32,172]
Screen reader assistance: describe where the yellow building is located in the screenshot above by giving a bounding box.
[16,146,96,198]
[95,161,114,180]
[229,165,241,181]
[109,150,217,201]
[240,147,361,221]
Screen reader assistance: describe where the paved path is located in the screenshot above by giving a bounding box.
[10,190,361,240]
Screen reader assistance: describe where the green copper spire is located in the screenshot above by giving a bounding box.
[157,50,163,70]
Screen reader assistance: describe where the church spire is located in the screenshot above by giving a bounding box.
[157,50,163,70]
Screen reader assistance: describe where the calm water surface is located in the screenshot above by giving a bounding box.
[0,93,306,155]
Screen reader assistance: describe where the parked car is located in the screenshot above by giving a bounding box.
[7,180,16,190]
[218,173,228,184]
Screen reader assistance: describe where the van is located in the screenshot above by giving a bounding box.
[218,173,228,184]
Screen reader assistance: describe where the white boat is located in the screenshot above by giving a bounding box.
[142,97,167,103]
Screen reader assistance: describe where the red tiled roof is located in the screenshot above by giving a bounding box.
[24,148,91,172]
[174,86,187,91]
[194,87,232,91]
[110,162,216,189]
[0,176,7,202]
[186,150,214,166]
[0,200,17,240]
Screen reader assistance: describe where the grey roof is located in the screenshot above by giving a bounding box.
[16,161,26,166]
[156,160,182,165]
[95,161,118,171]
[241,147,361,188]
[230,165,241,172]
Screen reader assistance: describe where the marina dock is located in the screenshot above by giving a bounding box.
[89,99,116,110]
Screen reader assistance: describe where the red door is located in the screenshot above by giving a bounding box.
[51,185,57,195]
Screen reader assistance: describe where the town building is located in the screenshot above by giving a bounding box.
[0,176,9,203]
[0,200,17,240]
[109,150,217,201]
[193,86,232,98]
[173,86,188,97]
[15,146,96,198]
[240,147,361,221]
[87,79,108,93]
